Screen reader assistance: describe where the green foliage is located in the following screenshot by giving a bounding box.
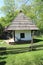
[1,0,15,14]
[22,5,36,19]
[0,0,19,26]
[0,11,18,27]
[33,0,43,31]
[0,24,4,35]
[22,0,43,32]
[0,0,19,35]
[0,11,18,37]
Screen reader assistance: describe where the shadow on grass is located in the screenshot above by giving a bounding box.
[29,44,43,48]
[0,55,6,65]
[33,38,43,43]
[9,38,43,45]
[0,61,6,65]
[0,57,7,60]
[0,47,29,55]
[0,44,43,55]
[0,47,7,55]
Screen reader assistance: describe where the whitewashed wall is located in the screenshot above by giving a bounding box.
[15,30,32,41]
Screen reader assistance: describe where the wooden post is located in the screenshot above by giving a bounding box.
[14,31,15,41]
[12,31,15,42]
[31,31,34,51]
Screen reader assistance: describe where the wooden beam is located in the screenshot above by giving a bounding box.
[31,31,34,51]
[14,31,15,41]
[12,31,15,42]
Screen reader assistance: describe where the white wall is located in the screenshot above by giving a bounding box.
[15,30,32,41]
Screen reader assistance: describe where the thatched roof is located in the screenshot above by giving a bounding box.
[5,12,38,31]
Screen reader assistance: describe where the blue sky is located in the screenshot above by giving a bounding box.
[0,0,4,17]
[0,0,4,7]
[0,0,31,17]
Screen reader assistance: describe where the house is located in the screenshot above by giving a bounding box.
[5,11,38,43]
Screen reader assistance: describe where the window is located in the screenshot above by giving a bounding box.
[20,33,25,38]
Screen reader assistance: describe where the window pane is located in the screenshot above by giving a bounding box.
[20,33,25,38]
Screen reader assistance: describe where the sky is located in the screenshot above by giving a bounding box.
[0,0,4,7]
[0,0,31,17]
[0,0,4,17]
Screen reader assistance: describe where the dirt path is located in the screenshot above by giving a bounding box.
[4,38,14,44]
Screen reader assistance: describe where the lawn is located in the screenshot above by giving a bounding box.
[0,36,43,65]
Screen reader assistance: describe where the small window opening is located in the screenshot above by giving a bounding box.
[20,33,25,38]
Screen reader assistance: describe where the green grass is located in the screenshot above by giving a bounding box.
[0,36,43,65]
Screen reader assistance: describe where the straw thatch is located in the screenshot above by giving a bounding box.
[5,12,38,31]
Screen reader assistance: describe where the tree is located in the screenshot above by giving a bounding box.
[21,0,43,32]
[0,0,19,37]
[32,0,43,32]
[0,0,19,27]
[0,0,15,26]
[0,23,4,37]
[1,0,15,15]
